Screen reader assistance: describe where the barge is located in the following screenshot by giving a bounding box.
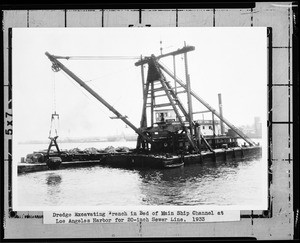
[18,44,262,173]
[18,146,261,173]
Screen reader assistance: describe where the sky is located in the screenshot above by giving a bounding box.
[12,27,267,144]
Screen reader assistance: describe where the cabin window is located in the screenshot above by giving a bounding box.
[203,126,205,129]
[209,126,212,130]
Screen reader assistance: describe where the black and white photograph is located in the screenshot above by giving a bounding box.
[12,27,268,211]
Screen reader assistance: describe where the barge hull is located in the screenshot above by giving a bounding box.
[18,146,262,174]
[104,146,262,168]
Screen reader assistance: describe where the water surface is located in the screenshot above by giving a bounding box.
[17,156,266,207]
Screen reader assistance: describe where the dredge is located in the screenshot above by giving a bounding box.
[19,45,262,173]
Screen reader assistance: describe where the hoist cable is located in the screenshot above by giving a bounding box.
[52,71,57,114]
[55,56,141,60]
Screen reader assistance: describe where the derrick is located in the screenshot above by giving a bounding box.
[135,45,257,153]
[45,44,257,156]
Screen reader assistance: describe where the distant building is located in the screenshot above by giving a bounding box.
[238,117,262,138]
[254,116,262,137]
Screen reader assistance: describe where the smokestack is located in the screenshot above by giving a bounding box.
[218,93,225,135]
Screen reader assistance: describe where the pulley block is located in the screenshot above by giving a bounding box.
[51,63,60,72]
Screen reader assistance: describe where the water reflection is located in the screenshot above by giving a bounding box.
[18,156,264,207]
[45,173,62,205]
[137,159,245,206]
[46,173,62,185]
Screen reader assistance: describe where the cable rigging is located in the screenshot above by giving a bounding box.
[47,71,61,157]
[53,55,141,61]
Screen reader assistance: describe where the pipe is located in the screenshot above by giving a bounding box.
[218,93,225,135]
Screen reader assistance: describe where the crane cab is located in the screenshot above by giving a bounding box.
[155,109,177,124]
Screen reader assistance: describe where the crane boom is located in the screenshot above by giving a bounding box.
[45,52,153,144]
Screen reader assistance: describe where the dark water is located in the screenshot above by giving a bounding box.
[17,157,266,208]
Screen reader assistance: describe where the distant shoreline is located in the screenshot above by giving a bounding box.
[18,135,262,145]
[18,137,138,145]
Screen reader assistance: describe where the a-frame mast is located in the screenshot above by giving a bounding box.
[136,45,257,149]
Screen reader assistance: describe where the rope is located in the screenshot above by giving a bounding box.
[52,71,57,113]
